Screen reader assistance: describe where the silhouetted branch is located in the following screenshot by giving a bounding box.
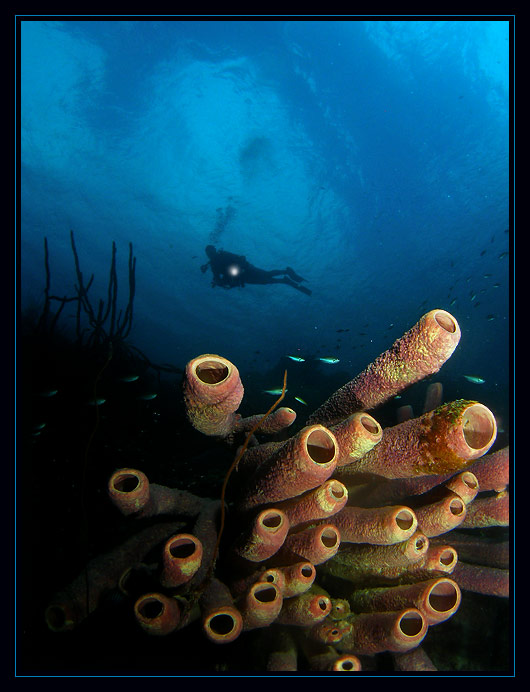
[34,231,181,378]
[67,230,137,348]
[36,231,137,351]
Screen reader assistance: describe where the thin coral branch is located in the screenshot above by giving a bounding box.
[70,230,97,327]
[36,237,52,332]
[68,230,137,348]
[101,241,117,332]
[118,242,135,340]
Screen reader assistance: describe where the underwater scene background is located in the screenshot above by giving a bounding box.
[18,18,512,676]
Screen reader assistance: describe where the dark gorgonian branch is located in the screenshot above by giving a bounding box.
[37,231,137,350]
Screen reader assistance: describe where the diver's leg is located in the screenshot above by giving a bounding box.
[245,268,280,284]
[266,269,290,278]
[277,277,312,295]
[264,268,305,282]
[245,271,311,294]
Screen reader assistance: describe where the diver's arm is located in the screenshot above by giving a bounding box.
[211,271,223,288]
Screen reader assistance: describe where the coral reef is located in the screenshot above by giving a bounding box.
[40,309,510,674]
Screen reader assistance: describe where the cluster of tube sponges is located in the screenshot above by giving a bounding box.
[45,309,509,672]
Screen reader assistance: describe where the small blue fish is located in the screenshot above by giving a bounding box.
[87,397,106,406]
[38,389,58,397]
[286,355,305,362]
[318,357,340,364]
[263,388,287,396]
[136,393,158,400]
[119,374,140,383]
[294,396,307,405]
[463,375,485,384]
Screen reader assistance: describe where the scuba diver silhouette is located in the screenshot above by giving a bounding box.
[201,245,312,296]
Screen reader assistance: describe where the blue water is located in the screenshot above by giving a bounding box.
[20,19,511,430]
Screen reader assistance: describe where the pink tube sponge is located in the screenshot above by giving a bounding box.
[107,468,206,518]
[273,524,341,565]
[465,446,509,492]
[414,494,467,537]
[308,310,461,425]
[277,588,332,626]
[347,577,461,625]
[234,407,297,435]
[160,533,203,588]
[231,508,290,562]
[200,578,243,643]
[183,354,244,437]
[452,562,509,598]
[320,532,429,584]
[239,582,283,630]
[238,425,338,510]
[274,479,348,527]
[134,593,181,636]
[330,412,383,466]
[328,504,418,545]
[336,608,428,655]
[336,400,497,479]
[459,490,509,528]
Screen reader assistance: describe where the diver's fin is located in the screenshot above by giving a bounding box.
[285,267,306,282]
[294,283,312,296]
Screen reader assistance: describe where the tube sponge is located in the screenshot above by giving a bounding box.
[308,310,461,425]
[183,354,244,437]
